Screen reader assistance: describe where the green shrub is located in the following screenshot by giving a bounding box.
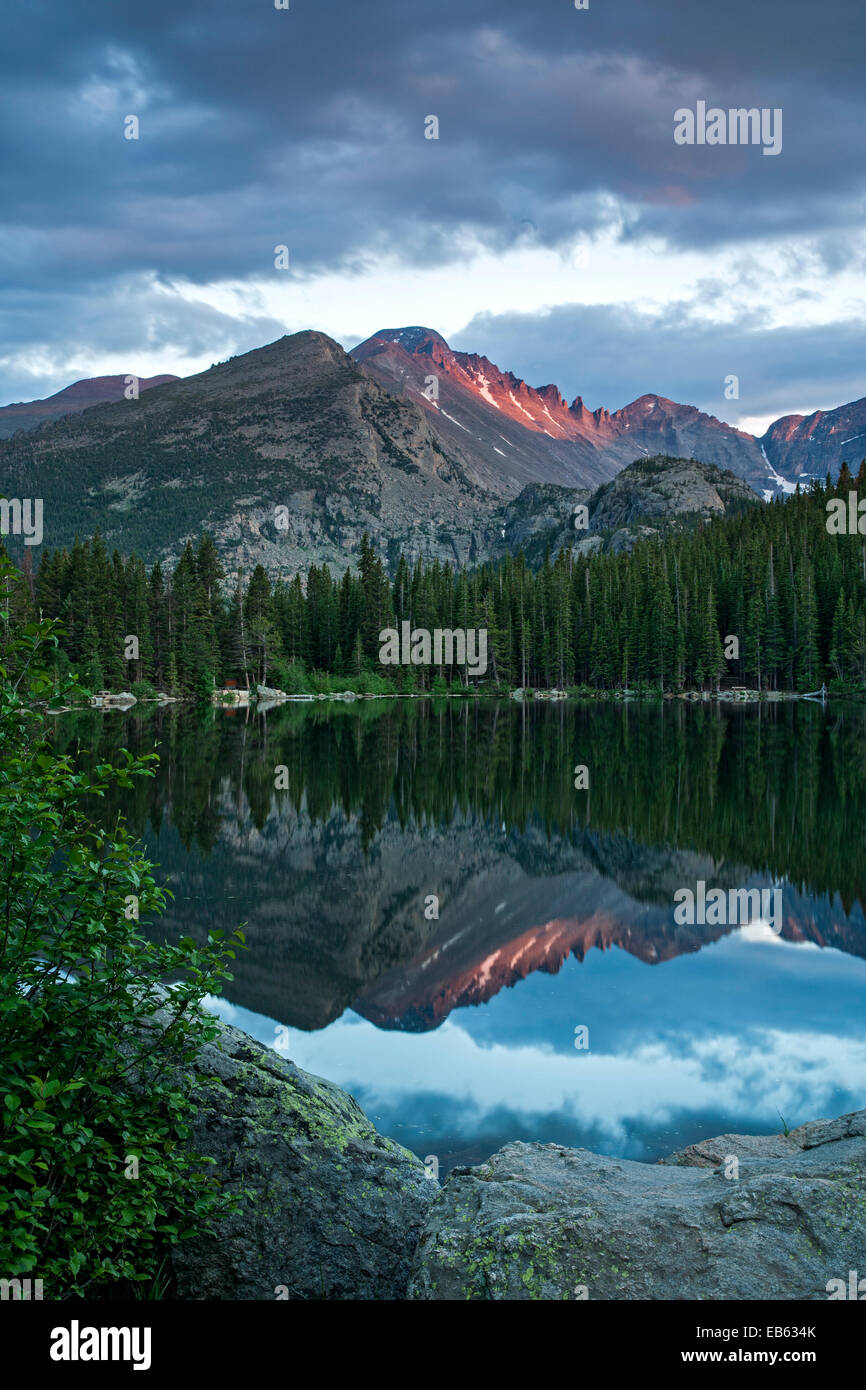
[0,561,242,1299]
[352,669,397,696]
[282,661,312,695]
[193,667,214,706]
[130,680,157,701]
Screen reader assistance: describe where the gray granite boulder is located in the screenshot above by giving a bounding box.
[408,1110,866,1300]
[170,1021,436,1300]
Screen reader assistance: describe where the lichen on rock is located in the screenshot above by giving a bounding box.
[170,1020,436,1300]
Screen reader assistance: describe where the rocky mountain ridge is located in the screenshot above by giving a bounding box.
[3,326,863,514]
[0,330,773,576]
[0,373,178,438]
[353,326,778,495]
[763,396,866,483]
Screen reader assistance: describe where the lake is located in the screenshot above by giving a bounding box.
[53,697,866,1175]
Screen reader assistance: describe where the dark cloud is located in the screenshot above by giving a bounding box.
[1,1,864,277]
[0,1,864,400]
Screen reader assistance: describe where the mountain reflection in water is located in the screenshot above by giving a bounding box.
[53,697,866,1171]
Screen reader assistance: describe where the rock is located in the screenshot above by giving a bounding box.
[573,534,604,558]
[609,523,659,554]
[91,690,137,709]
[657,1132,799,1167]
[170,1020,436,1300]
[254,684,288,702]
[789,1110,866,1148]
[408,1109,866,1300]
[213,688,250,706]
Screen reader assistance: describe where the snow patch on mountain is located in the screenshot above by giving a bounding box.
[439,409,471,432]
[474,374,500,410]
[761,444,797,495]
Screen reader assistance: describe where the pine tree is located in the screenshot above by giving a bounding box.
[244,564,280,685]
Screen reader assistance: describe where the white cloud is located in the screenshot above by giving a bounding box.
[204,993,866,1149]
[53,221,856,429]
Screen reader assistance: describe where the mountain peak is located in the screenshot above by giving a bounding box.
[214,330,351,371]
[363,326,450,356]
[350,324,783,493]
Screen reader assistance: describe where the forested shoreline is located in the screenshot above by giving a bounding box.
[4,468,866,697]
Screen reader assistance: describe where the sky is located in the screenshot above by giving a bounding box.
[1,0,865,433]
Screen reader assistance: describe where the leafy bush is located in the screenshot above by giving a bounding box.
[130,680,157,701]
[351,669,397,696]
[281,661,312,695]
[0,561,242,1298]
[304,668,397,696]
[306,668,332,695]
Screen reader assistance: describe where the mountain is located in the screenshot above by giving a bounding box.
[352,874,865,1033]
[0,374,179,439]
[0,332,498,573]
[762,396,866,484]
[1,325,859,576]
[0,332,754,577]
[352,326,617,493]
[352,327,773,494]
[496,455,759,565]
[139,779,866,1034]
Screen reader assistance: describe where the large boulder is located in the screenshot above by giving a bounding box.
[254,684,288,702]
[408,1110,866,1300]
[170,1021,436,1300]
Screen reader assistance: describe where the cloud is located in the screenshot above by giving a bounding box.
[2,1,865,279]
[1,0,864,403]
[0,274,287,402]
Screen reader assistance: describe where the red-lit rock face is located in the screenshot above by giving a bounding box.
[352,327,772,493]
[353,882,866,1033]
[762,399,866,479]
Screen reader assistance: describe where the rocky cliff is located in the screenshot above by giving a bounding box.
[353,327,772,493]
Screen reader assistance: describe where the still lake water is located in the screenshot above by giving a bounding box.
[55,698,866,1173]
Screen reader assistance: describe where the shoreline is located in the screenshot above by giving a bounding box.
[44,685,846,716]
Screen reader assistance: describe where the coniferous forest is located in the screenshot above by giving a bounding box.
[4,467,866,698]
